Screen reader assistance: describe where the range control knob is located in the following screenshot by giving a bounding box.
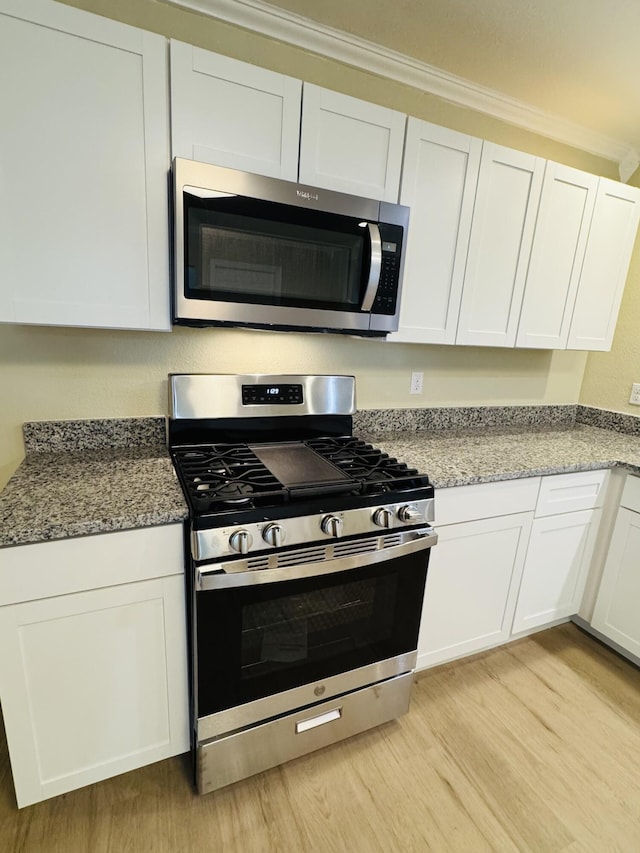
[397,505,425,525]
[262,523,285,547]
[373,508,394,529]
[321,514,343,538]
[229,529,253,554]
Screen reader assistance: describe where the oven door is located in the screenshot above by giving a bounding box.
[193,529,436,740]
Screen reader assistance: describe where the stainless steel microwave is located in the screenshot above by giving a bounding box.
[172,158,409,337]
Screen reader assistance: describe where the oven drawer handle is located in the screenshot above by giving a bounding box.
[195,527,438,590]
[296,708,342,734]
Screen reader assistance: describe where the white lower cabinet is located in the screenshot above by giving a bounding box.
[417,471,611,671]
[0,525,189,808]
[417,512,533,669]
[591,475,640,659]
[417,478,539,669]
[512,470,608,633]
[512,509,602,633]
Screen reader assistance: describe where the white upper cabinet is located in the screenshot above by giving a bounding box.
[298,84,405,201]
[0,0,170,330]
[389,120,481,345]
[567,178,640,351]
[170,41,302,181]
[456,143,545,347]
[516,162,598,349]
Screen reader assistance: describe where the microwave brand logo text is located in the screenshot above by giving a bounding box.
[296,189,319,202]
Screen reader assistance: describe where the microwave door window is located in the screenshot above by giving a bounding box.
[186,205,367,311]
[202,226,285,299]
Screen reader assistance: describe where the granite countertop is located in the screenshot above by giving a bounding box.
[3,408,640,549]
[0,445,188,548]
[357,422,640,488]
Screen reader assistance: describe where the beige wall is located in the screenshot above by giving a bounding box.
[0,0,627,487]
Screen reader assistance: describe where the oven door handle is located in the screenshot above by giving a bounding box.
[195,528,438,590]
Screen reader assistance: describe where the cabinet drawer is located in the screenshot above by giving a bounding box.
[435,478,539,526]
[535,470,608,517]
[620,473,640,514]
[0,525,184,606]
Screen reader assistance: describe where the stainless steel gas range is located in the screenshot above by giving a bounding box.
[168,373,437,794]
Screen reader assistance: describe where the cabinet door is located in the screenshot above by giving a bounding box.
[567,178,640,351]
[516,163,598,349]
[591,507,640,658]
[388,120,481,344]
[299,84,405,201]
[512,509,601,634]
[0,576,189,808]
[170,40,301,180]
[417,512,532,669]
[0,0,170,330]
[456,143,544,347]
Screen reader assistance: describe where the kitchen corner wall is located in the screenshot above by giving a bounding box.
[0,0,626,489]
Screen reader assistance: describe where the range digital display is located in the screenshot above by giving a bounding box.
[242,384,304,405]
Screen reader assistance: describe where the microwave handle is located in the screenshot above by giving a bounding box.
[360,223,382,312]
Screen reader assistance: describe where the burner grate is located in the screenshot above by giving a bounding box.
[172,435,431,515]
[173,444,285,512]
[306,436,427,493]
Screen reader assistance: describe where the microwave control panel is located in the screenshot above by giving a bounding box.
[372,224,403,315]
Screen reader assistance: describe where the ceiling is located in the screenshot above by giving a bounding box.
[189,0,640,177]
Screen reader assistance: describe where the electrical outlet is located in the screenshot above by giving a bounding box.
[410,371,423,395]
[630,383,640,405]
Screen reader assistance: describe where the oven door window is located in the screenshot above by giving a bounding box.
[196,550,429,717]
[184,191,369,312]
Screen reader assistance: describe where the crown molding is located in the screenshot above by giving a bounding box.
[169,0,638,180]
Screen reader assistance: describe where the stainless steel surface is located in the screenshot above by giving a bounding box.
[369,199,410,334]
[175,158,382,220]
[175,294,374,332]
[229,529,252,554]
[373,507,394,528]
[172,158,409,335]
[171,369,434,797]
[197,652,417,742]
[398,504,425,524]
[262,523,284,547]
[295,708,342,734]
[360,222,382,312]
[195,527,437,589]
[169,374,356,420]
[196,671,414,794]
[192,497,435,562]
[321,514,343,538]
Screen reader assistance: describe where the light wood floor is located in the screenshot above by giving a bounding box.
[1,624,639,852]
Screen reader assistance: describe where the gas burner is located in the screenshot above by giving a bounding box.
[211,481,255,502]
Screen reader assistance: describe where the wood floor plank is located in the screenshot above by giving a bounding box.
[1,624,639,852]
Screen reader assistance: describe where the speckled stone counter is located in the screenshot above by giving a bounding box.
[356,423,640,488]
[4,407,640,549]
[0,420,187,549]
